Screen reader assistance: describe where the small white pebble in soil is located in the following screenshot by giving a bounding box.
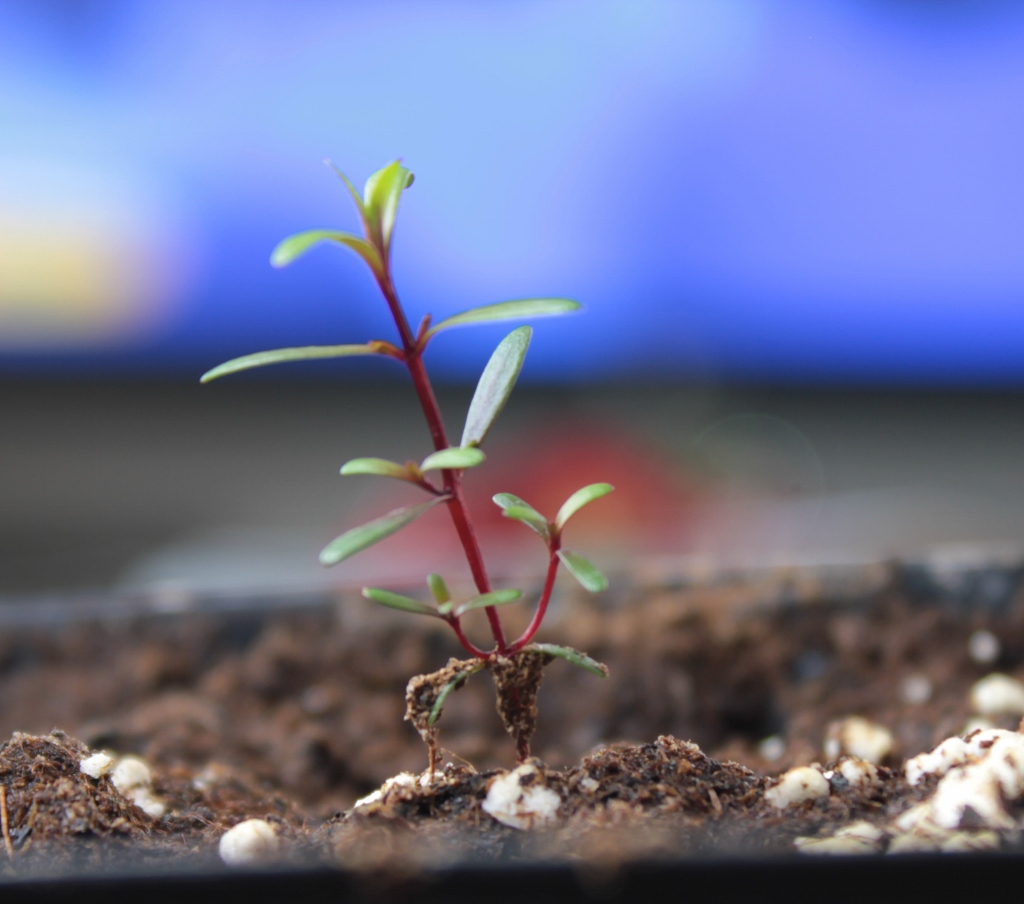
[968,630,1001,665]
[219,819,280,866]
[482,763,561,830]
[970,673,1024,717]
[757,735,786,762]
[900,673,932,705]
[835,756,881,790]
[111,756,152,793]
[79,752,113,779]
[578,776,600,793]
[824,716,893,764]
[765,766,830,809]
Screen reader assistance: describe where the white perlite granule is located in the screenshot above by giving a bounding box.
[219,819,280,866]
[482,762,561,830]
[110,755,166,819]
[968,630,1000,665]
[765,766,830,809]
[834,756,881,790]
[111,756,152,793]
[897,729,1024,834]
[352,772,422,809]
[970,673,1024,717]
[823,716,893,764]
[900,674,932,705]
[79,752,113,779]
[757,735,786,762]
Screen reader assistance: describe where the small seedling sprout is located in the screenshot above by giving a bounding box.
[202,160,612,766]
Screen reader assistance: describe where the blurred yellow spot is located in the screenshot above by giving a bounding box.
[0,216,168,347]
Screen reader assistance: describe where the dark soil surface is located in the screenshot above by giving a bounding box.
[0,556,1021,875]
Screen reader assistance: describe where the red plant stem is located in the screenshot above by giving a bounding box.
[509,544,561,653]
[377,274,508,654]
[446,616,488,658]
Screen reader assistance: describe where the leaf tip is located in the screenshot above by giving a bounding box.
[269,243,292,269]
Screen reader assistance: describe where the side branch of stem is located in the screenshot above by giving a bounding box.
[510,547,561,653]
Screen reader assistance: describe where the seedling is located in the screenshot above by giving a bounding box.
[202,160,612,768]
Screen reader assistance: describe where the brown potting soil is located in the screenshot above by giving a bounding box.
[0,558,1020,875]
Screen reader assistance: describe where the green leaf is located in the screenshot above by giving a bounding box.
[201,344,384,383]
[270,229,383,277]
[556,549,609,593]
[492,493,550,541]
[507,509,551,543]
[427,573,451,605]
[428,663,484,726]
[460,327,531,448]
[426,298,580,339]
[320,496,448,566]
[528,643,609,678]
[325,160,373,235]
[340,457,412,480]
[362,587,439,617]
[554,483,615,532]
[420,447,486,472]
[362,160,414,256]
[453,589,523,617]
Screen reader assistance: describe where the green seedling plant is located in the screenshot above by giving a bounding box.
[202,160,612,770]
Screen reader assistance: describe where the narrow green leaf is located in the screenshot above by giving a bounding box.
[427,573,451,605]
[492,493,550,541]
[453,589,523,617]
[270,229,383,277]
[201,344,384,383]
[420,447,486,472]
[529,643,609,678]
[426,298,580,339]
[556,549,609,593]
[554,483,615,532]
[362,160,414,256]
[319,496,448,566]
[362,587,439,617]
[325,160,373,236]
[428,664,483,726]
[460,327,531,448]
[340,457,412,480]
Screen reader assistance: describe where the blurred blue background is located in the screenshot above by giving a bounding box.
[5,0,1024,385]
